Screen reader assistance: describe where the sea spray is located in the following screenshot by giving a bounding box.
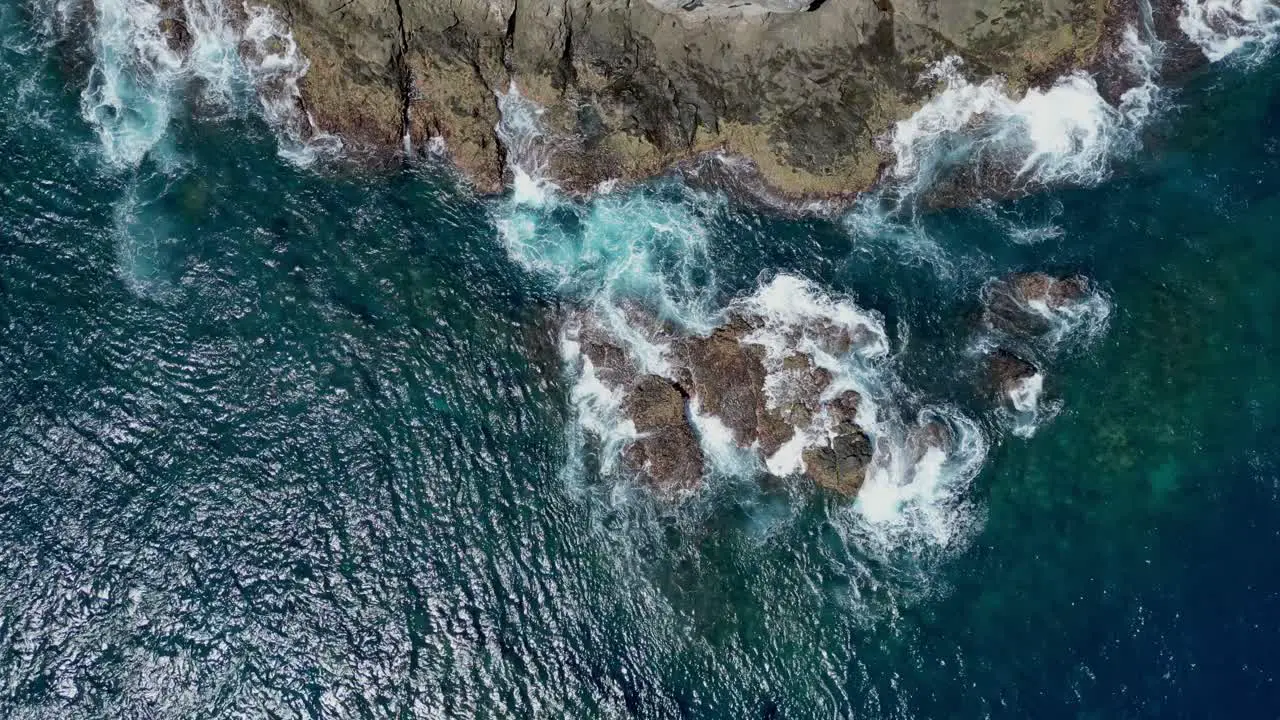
[1179,0,1280,62]
[78,0,336,166]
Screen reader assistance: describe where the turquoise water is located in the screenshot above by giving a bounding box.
[4,0,1280,716]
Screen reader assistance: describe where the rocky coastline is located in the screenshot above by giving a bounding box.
[240,0,1164,199]
[554,270,1100,498]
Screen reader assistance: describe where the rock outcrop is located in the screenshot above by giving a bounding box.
[985,348,1039,406]
[981,271,1091,337]
[259,0,1120,196]
[569,306,874,496]
[621,374,705,491]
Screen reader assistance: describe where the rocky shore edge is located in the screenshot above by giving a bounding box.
[131,0,1210,206]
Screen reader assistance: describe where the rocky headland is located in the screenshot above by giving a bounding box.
[237,0,1140,198]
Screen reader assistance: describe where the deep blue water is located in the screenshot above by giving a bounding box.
[3,0,1280,717]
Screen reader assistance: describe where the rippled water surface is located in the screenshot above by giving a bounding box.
[3,0,1280,716]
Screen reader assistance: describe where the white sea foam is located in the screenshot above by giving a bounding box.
[239,3,342,165]
[1008,372,1043,414]
[79,0,338,167]
[730,276,988,553]
[689,398,761,477]
[493,74,988,559]
[560,333,639,476]
[493,88,722,329]
[495,84,558,206]
[81,0,183,166]
[889,57,1140,196]
[847,407,987,556]
[1003,371,1063,438]
[1179,0,1280,62]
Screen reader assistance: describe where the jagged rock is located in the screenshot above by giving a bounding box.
[828,389,862,432]
[983,271,1091,336]
[156,0,193,56]
[1013,272,1088,307]
[986,348,1039,404]
[577,326,636,389]
[803,429,873,496]
[770,354,833,427]
[260,0,1125,197]
[567,302,880,497]
[676,321,770,447]
[622,374,704,491]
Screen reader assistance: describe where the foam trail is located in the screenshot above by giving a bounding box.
[80,0,184,166]
[1179,0,1279,62]
[79,0,339,166]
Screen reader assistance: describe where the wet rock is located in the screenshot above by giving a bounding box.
[569,302,880,497]
[986,349,1039,399]
[262,0,1123,197]
[756,410,796,459]
[677,322,770,447]
[578,327,636,389]
[983,272,1091,337]
[803,429,873,497]
[770,354,833,427]
[622,375,704,492]
[828,389,862,432]
[156,0,193,56]
[1013,272,1088,308]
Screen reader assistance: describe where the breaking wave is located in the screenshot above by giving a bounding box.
[1180,0,1280,62]
[79,0,337,167]
[889,58,1133,195]
[846,23,1162,267]
[492,85,989,562]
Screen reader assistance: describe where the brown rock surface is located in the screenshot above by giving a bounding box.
[258,0,1120,196]
[986,348,1039,403]
[803,429,873,496]
[621,375,705,491]
[983,272,1092,336]
[569,305,879,496]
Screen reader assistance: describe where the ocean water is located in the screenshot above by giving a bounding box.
[3,0,1280,716]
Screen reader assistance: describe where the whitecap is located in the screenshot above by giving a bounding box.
[1179,0,1280,63]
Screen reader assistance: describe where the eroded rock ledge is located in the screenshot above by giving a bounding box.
[569,303,879,495]
[262,0,1120,196]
